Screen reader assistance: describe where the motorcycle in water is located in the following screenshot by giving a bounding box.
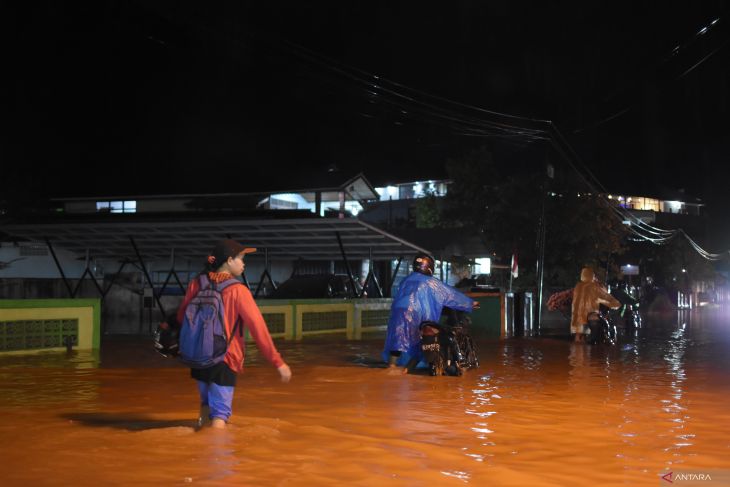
[419,308,479,376]
[609,286,642,330]
[622,301,642,329]
[584,310,618,345]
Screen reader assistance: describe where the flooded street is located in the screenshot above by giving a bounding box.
[1,307,729,486]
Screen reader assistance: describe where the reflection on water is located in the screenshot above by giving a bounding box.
[0,348,100,369]
[0,349,101,409]
[1,308,730,485]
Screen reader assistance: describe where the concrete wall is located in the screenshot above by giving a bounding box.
[0,277,145,335]
[0,273,372,335]
[0,298,101,352]
[0,243,87,279]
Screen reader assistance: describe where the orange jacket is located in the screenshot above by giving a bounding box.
[177,272,284,373]
[570,267,620,333]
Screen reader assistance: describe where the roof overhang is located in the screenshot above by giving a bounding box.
[52,173,381,207]
[1,217,430,262]
[283,174,379,204]
[340,173,379,202]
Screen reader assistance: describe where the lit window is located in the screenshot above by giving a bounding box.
[475,257,491,275]
[97,200,137,213]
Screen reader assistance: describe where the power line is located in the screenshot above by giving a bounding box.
[573,14,728,134]
[286,36,729,260]
[142,15,729,261]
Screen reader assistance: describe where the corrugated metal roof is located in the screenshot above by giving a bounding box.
[1,216,430,262]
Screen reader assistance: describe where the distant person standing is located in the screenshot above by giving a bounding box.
[173,239,292,429]
[383,253,477,373]
[570,267,620,343]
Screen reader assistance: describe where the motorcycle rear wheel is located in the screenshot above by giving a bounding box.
[430,355,445,376]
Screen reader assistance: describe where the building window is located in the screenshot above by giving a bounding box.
[96,200,136,213]
[664,201,683,214]
[475,257,491,275]
[375,186,399,201]
[270,197,298,209]
[399,185,415,199]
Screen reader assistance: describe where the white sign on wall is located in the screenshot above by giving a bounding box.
[621,264,640,276]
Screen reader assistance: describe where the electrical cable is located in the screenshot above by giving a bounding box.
[138,14,730,261]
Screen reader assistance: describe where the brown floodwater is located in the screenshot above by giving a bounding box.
[1,307,729,486]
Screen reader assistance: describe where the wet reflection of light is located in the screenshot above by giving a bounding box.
[467,378,499,419]
[0,368,100,408]
[440,470,471,482]
[568,342,590,384]
[499,346,512,368]
[660,326,692,454]
[522,347,544,371]
[466,409,497,418]
[0,350,100,369]
[466,410,496,418]
[464,377,498,463]
[601,351,615,393]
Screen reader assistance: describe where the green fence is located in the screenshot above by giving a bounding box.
[466,292,505,338]
[0,299,101,353]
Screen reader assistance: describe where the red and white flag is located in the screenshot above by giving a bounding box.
[511,252,519,279]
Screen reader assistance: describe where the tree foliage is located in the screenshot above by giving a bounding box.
[543,193,629,287]
[427,145,719,293]
[437,146,629,289]
[637,236,716,289]
[415,188,442,228]
[442,147,543,258]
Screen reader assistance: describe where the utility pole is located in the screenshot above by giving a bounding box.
[536,161,554,334]
[509,256,514,292]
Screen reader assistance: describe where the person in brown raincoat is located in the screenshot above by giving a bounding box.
[570,267,620,342]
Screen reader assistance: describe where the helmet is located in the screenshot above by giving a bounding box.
[412,253,435,276]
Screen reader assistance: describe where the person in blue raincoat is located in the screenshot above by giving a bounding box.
[383,253,478,372]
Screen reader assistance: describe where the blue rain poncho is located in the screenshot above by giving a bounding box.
[383,272,474,366]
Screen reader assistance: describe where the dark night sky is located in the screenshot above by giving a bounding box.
[5,1,730,218]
